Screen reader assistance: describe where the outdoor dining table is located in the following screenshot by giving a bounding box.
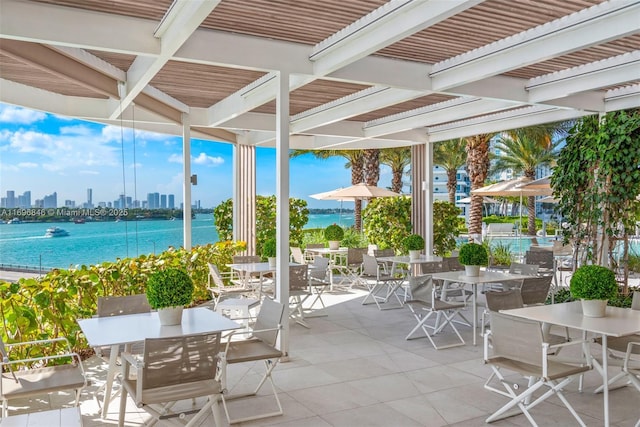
[429,270,535,346]
[299,247,347,287]
[503,301,640,427]
[77,307,240,418]
[376,254,443,277]
[227,261,300,297]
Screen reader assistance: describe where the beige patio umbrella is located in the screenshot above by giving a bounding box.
[311,183,401,201]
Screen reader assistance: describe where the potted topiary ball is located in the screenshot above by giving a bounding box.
[324,224,344,250]
[262,237,277,267]
[146,268,194,326]
[458,242,488,276]
[570,264,617,318]
[402,234,425,261]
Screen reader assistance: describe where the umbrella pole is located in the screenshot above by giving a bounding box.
[519,193,523,257]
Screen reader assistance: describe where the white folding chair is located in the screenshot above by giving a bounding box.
[483,313,591,425]
[308,255,331,309]
[333,247,366,288]
[288,264,312,327]
[208,263,254,308]
[360,254,405,310]
[290,246,306,264]
[405,275,467,350]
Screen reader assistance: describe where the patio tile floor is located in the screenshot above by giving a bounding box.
[4,283,639,426]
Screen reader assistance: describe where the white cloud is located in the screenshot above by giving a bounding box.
[59,125,94,136]
[168,153,183,164]
[17,162,38,168]
[130,162,143,169]
[0,162,19,172]
[79,170,100,175]
[193,152,224,166]
[0,105,46,124]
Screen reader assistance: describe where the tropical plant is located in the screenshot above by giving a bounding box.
[458,242,489,266]
[465,133,494,236]
[261,237,277,259]
[492,124,565,235]
[290,149,365,231]
[362,196,412,250]
[146,268,194,309]
[402,234,425,252]
[213,195,309,255]
[570,265,618,301]
[432,201,462,256]
[324,223,344,241]
[434,139,467,204]
[489,240,513,266]
[380,148,411,193]
[363,149,380,187]
[552,110,640,293]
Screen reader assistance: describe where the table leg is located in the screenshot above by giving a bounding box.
[602,334,609,427]
[472,283,477,346]
[101,344,119,418]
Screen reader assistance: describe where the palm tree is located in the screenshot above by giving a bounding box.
[380,148,411,193]
[363,149,380,186]
[465,133,494,236]
[290,149,365,231]
[492,128,561,235]
[433,139,467,204]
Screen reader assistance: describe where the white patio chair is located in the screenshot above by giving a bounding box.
[289,264,312,327]
[208,263,254,308]
[304,243,325,263]
[360,254,405,310]
[118,332,224,427]
[405,274,466,350]
[483,312,591,425]
[290,246,306,264]
[333,247,367,288]
[1,336,88,418]
[496,262,539,291]
[308,255,331,309]
[219,298,285,424]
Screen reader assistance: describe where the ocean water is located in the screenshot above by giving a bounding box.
[0,213,354,269]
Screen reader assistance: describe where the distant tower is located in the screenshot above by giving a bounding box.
[6,191,15,208]
[168,194,175,209]
[87,188,93,208]
[160,194,167,209]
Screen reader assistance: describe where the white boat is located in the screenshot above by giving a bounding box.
[44,227,70,237]
[7,217,22,224]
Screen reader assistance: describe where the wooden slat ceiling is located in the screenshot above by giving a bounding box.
[350,94,457,123]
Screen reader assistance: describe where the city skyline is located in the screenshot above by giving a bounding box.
[0,104,395,210]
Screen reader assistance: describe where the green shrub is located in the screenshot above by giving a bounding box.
[489,241,513,266]
[402,234,425,251]
[570,265,618,300]
[433,201,462,256]
[146,268,194,309]
[262,237,277,258]
[324,224,344,241]
[458,243,488,266]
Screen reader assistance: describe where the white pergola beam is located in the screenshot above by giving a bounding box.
[290,86,424,133]
[527,50,640,102]
[310,0,481,76]
[430,0,640,90]
[604,84,640,111]
[363,98,518,138]
[111,0,220,119]
[427,106,592,142]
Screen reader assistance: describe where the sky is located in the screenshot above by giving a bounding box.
[0,103,395,209]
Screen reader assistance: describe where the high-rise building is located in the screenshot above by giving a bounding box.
[65,200,75,208]
[5,191,15,208]
[18,191,31,208]
[43,192,57,208]
[146,193,155,209]
[153,193,160,210]
[160,194,167,209]
[168,194,175,209]
[86,188,93,208]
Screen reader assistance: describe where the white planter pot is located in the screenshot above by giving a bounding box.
[409,250,421,261]
[268,257,277,268]
[328,240,340,250]
[464,265,480,277]
[157,306,183,326]
[581,299,608,318]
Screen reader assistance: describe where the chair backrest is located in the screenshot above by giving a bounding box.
[305,243,325,250]
[367,244,378,256]
[552,240,573,256]
[309,256,330,281]
[233,255,261,264]
[525,250,554,270]
[253,298,285,346]
[489,313,543,370]
[632,291,640,310]
[373,248,395,258]
[419,261,444,275]
[208,263,226,289]
[289,264,309,292]
[508,262,539,276]
[408,275,435,305]
[361,254,381,276]
[520,276,553,305]
[347,247,367,266]
[290,247,305,264]
[97,294,151,317]
[141,332,220,392]
[485,290,524,312]
[443,256,464,271]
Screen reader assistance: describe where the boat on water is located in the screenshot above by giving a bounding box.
[7,217,22,224]
[73,218,86,224]
[44,227,70,238]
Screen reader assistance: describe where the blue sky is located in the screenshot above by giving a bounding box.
[0,103,394,209]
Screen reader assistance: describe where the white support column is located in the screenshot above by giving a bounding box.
[182,113,192,250]
[275,70,290,356]
[425,140,434,255]
[232,137,257,255]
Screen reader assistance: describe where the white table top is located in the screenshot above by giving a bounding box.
[227,262,300,274]
[431,270,533,284]
[305,247,348,255]
[377,255,443,264]
[503,301,640,337]
[78,307,240,347]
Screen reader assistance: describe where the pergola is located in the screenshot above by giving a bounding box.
[2,0,639,351]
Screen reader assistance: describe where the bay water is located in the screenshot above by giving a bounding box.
[0,213,354,269]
